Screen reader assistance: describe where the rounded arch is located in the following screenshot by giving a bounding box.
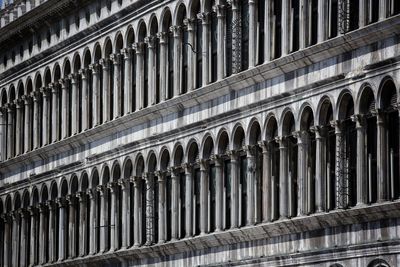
[378,76,397,110]
[70,175,79,194]
[33,72,43,91]
[80,171,89,191]
[101,164,111,185]
[172,143,183,167]
[103,37,113,57]
[264,114,278,141]
[16,80,24,99]
[13,191,21,211]
[114,32,124,53]
[216,128,230,155]
[0,197,3,214]
[186,139,200,164]
[22,189,30,208]
[83,48,92,68]
[90,167,100,188]
[136,20,147,42]
[231,123,245,150]
[111,160,121,181]
[125,25,135,47]
[8,84,16,103]
[60,178,69,197]
[122,156,133,179]
[40,184,49,203]
[367,259,390,267]
[201,134,215,159]
[146,151,158,173]
[189,0,200,18]
[202,0,215,12]
[44,67,52,86]
[173,2,187,25]
[53,63,62,82]
[280,108,296,136]
[299,105,315,131]
[357,84,376,115]
[134,153,145,177]
[336,90,355,120]
[63,58,72,77]
[93,42,102,62]
[246,118,261,145]
[50,181,58,200]
[72,52,82,73]
[0,88,7,107]
[317,96,334,126]
[31,187,40,207]
[160,7,172,32]
[149,14,159,36]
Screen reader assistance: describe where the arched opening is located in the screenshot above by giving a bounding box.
[101,165,111,251]
[21,191,30,267]
[63,60,72,137]
[104,39,113,121]
[126,27,136,112]
[115,33,124,118]
[8,85,16,158]
[380,79,399,200]
[112,163,122,250]
[318,98,335,211]
[257,0,266,64]
[367,258,390,267]
[217,131,231,229]
[44,68,52,145]
[147,153,158,244]
[359,87,377,204]
[80,172,90,256]
[299,106,316,214]
[205,0,218,82]
[162,10,174,99]
[83,49,93,129]
[176,4,188,94]
[72,54,82,133]
[94,43,103,124]
[202,135,215,232]
[187,141,200,235]
[282,111,297,218]
[60,179,69,261]
[122,158,134,247]
[191,0,202,87]
[265,116,279,220]
[53,65,62,142]
[338,92,356,208]
[135,155,145,245]
[91,169,100,253]
[138,22,148,108]
[69,176,79,258]
[16,82,25,155]
[248,120,262,224]
[150,17,160,104]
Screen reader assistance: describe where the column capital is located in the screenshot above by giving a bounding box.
[110,53,121,65]
[18,208,26,218]
[78,68,88,79]
[210,154,222,166]
[118,178,130,189]
[213,4,226,17]
[121,48,133,60]
[144,36,156,48]
[11,210,20,220]
[132,42,144,54]
[89,63,100,74]
[169,25,182,38]
[292,130,309,144]
[107,182,117,192]
[168,167,180,178]
[330,120,342,134]
[40,87,51,97]
[371,109,385,125]
[227,149,239,161]
[1,213,10,222]
[27,206,37,216]
[30,90,41,102]
[68,73,79,84]
[99,58,110,69]
[38,203,47,213]
[183,18,195,31]
[156,32,168,44]
[66,195,77,206]
[243,145,256,157]
[96,185,104,194]
[258,141,270,153]
[351,114,367,128]
[197,12,210,25]
[49,83,59,94]
[275,136,287,147]
[58,78,68,88]
[132,176,142,187]
[5,102,15,112]
[46,200,55,210]
[76,191,86,202]
[14,98,24,108]
[182,163,192,174]
[21,94,32,105]
[310,125,327,139]
[226,0,239,9]
[56,197,67,207]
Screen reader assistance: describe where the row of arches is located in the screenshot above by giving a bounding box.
[0,75,399,266]
[1,0,399,161]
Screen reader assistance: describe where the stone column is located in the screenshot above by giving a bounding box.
[199,160,209,235]
[379,0,388,20]
[144,173,155,245]
[133,177,142,246]
[28,207,37,266]
[264,0,272,61]
[228,150,239,228]
[22,95,32,152]
[133,43,144,110]
[294,131,308,216]
[48,200,56,262]
[108,183,117,251]
[145,36,156,106]
[170,26,182,97]
[122,48,133,114]
[183,19,195,90]
[157,32,167,101]
[59,78,69,139]
[6,104,15,158]
[351,114,367,205]
[66,195,76,259]
[375,110,388,202]
[100,59,111,122]
[277,137,288,219]
[14,99,23,155]
[299,0,308,49]
[50,83,60,142]
[157,172,166,243]
[318,0,327,42]
[11,211,20,266]
[89,64,101,126]
[170,168,180,239]
[198,12,210,85]
[281,0,290,56]
[80,69,89,131]
[0,108,6,161]
[111,54,122,119]
[97,185,107,252]
[331,120,346,209]
[19,210,27,267]
[119,179,130,249]
[184,164,193,237]
[259,141,272,222]
[311,126,326,212]
[245,146,256,225]
[38,204,47,264]
[57,198,66,261]
[41,88,50,145]
[31,92,41,149]
[2,214,10,267]
[87,189,97,255]
[359,0,367,27]
[249,0,257,67]
[77,192,87,256]
[213,156,223,231]
[69,73,79,135]
[214,5,226,80]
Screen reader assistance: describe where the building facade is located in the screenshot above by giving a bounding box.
[0,0,400,266]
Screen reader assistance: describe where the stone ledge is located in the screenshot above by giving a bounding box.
[43,200,400,266]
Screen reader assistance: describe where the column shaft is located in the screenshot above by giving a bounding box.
[90,64,101,126]
[145,174,155,245]
[215,158,223,231]
[58,200,66,261]
[119,180,130,248]
[0,111,5,161]
[111,54,121,119]
[200,161,209,234]
[39,206,46,264]
[78,194,87,256]
[229,152,239,228]
[157,33,167,101]
[3,216,10,267]
[318,0,327,42]
[29,208,37,266]
[278,138,289,218]
[11,213,19,266]
[15,101,23,154]
[109,184,117,251]
[200,14,210,84]
[51,85,60,142]
[100,59,111,122]
[246,148,256,225]
[20,212,27,267]
[98,187,107,252]
[171,171,179,240]
[314,128,326,212]
[377,112,388,201]
[6,106,15,157]
[145,38,156,106]
[122,49,133,114]
[80,70,89,130]
[88,190,97,255]
[70,74,79,135]
[60,79,69,138]
[184,165,193,237]
[48,202,56,262]
[260,142,272,222]
[133,178,141,246]
[281,0,290,56]
[248,0,257,67]
[158,174,166,243]
[41,89,49,145]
